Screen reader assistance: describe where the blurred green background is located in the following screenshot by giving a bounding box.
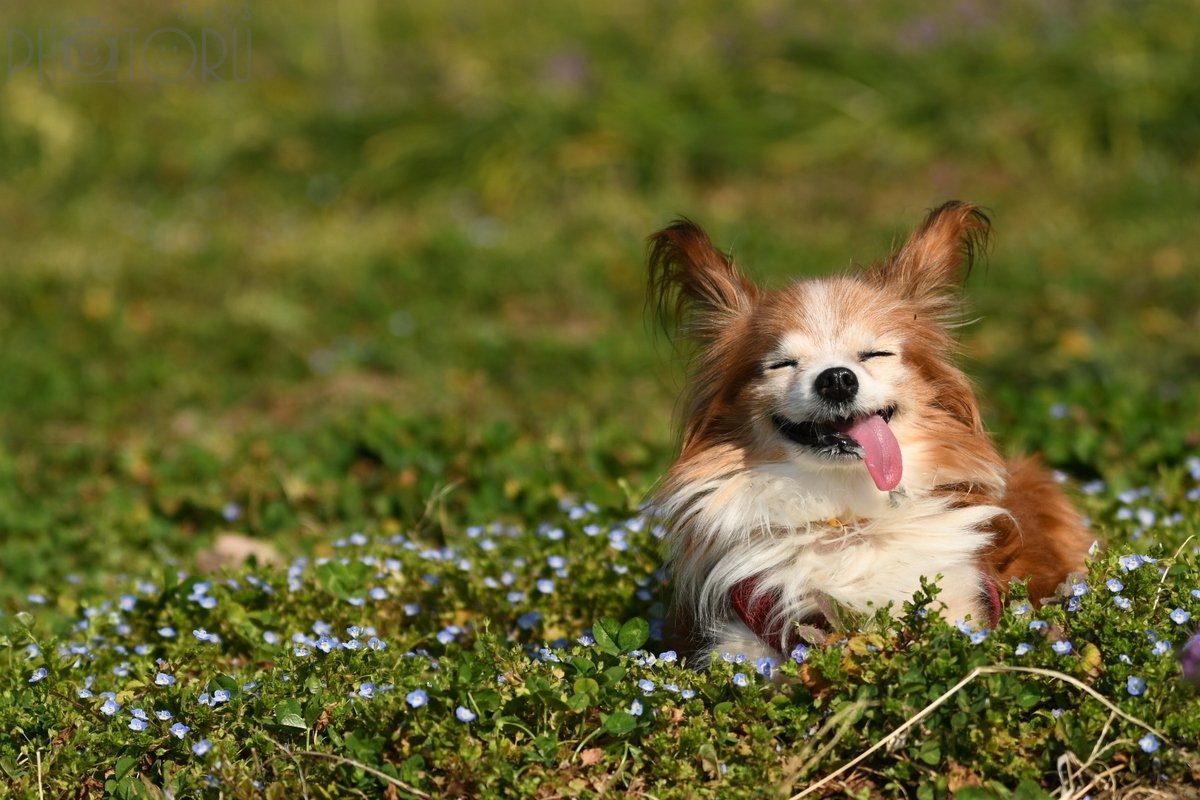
[1,0,1198,598]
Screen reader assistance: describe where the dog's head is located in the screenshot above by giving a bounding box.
[649,202,1001,493]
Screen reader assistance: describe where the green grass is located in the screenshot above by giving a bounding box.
[2,1,1200,797]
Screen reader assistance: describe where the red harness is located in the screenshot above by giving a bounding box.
[731,573,1004,655]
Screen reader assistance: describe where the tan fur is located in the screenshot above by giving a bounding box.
[987,456,1094,600]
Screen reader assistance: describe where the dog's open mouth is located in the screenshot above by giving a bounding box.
[773,406,902,491]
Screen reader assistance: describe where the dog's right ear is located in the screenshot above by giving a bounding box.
[647,220,757,341]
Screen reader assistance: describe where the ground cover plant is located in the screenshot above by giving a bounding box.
[2,1,1200,797]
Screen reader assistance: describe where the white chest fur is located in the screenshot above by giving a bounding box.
[658,463,1003,661]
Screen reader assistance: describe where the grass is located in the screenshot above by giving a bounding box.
[1,0,1200,796]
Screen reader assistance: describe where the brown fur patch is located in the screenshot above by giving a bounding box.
[985,456,1094,601]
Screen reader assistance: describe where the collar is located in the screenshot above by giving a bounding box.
[731,572,1004,655]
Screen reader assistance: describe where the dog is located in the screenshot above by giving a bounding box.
[647,202,1093,664]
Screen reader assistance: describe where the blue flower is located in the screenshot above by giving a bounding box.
[516,611,542,630]
[638,679,656,695]
[263,631,280,645]
[158,627,177,638]
[1170,608,1192,625]
[156,709,173,721]
[192,739,213,757]
[1012,602,1032,616]
[129,718,148,732]
[1029,620,1049,632]
[536,578,555,595]
[1052,640,1073,655]
[790,643,810,664]
[680,688,696,700]
[155,672,176,686]
[659,650,678,664]
[1127,676,1147,696]
[406,689,428,708]
[1114,595,1132,610]
[1138,733,1159,753]
[100,698,121,716]
[170,722,190,739]
[1119,554,1144,572]
[732,672,750,688]
[212,689,231,704]
[1151,640,1172,656]
[367,636,387,651]
[628,698,644,716]
[455,706,477,722]
[131,708,148,720]
[358,683,376,699]
[1105,578,1124,593]
[29,668,47,683]
[756,657,776,677]
[1015,643,1033,656]
[1072,582,1089,597]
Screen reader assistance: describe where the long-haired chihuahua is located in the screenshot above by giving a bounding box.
[648,202,1093,664]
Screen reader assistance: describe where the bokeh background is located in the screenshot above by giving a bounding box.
[2,1,1199,599]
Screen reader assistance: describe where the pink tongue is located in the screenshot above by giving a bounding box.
[841,414,902,491]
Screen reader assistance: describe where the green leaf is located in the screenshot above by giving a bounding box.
[570,656,597,675]
[275,699,307,729]
[603,711,638,735]
[315,560,372,599]
[113,756,137,782]
[955,789,1003,800]
[917,737,941,766]
[592,617,621,655]
[617,617,649,652]
[600,666,626,686]
[1013,780,1054,800]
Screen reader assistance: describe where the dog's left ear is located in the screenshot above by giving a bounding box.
[869,201,991,312]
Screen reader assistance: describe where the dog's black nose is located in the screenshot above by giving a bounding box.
[814,367,858,403]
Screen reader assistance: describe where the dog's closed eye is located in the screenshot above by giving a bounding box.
[858,350,895,362]
[766,359,798,371]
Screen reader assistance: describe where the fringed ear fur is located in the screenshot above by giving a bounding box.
[871,201,992,313]
[647,220,758,342]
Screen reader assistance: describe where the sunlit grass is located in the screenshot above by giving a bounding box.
[1,1,1199,796]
